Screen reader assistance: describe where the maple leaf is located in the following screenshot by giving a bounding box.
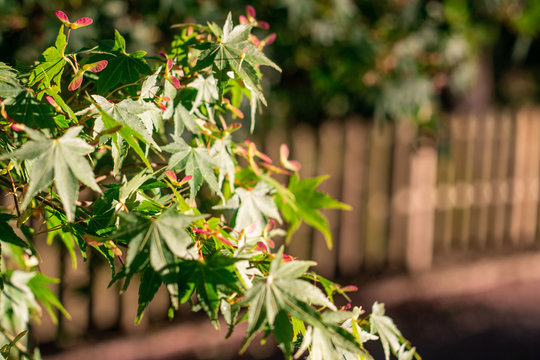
[0,62,22,98]
[92,95,158,148]
[28,26,67,95]
[92,30,153,95]
[196,13,281,130]
[0,126,101,222]
[227,181,282,232]
[210,137,236,193]
[175,254,241,324]
[238,248,362,357]
[113,208,203,309]
[91,95,161,171]
[276,173,351,249]
[370,302,411,360]
[162,136,221,200]
[114,208,203,274]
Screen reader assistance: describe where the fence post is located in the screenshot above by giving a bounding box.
[338,118,368,276]
[363,122,393,271]
[312,120,344,278]
[287,124,317,260]
[489,110,512,248]
[388,120,415,270]
[520,107,540,245]
[407,145,438,272]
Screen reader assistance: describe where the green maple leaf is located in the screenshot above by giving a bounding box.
[0,62,22,98]
[0,126,101,222]
[176,254,240,324]
[227,181,282,231]
[136,267,163,323]
[92,95,159,148]
[115,208,203,273]
[28,26,67,95]
[114,208,203,309]
[210,137,235,193]
[196,13,281,130]
[91,95,160,170]
[238,248,360,357]
[370,302,410,360]
[5,90,56,129]
[163,136,221,200]
[276,173,351,249]
[0,214,29,248]
[93,30,152,95]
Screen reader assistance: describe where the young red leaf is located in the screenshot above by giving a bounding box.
[167,58,174,72]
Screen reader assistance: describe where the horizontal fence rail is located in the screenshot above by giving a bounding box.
[14,108,540,346]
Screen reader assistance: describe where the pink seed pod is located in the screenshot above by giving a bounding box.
[280,144,301,172]
[168,75,181,89]
[216,234,235,247]
[180,175,193,183]
[239,15,249,24]
[71,17,93,29]
[85,60,108,73]
[55,10,69,24]
[10,123,24,132]
[282,253,295,262]
[264,33,276,46]
[45,95,64,114]
[45,95,59,108]
[257,21,269,30]
[157,101,167,111]
[165,170,177,182]
[246,5,256,18]
[68,73,84,91]
[249,34,260,47]
[255,241,268,253]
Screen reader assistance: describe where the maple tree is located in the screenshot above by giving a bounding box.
[0,8,419,360]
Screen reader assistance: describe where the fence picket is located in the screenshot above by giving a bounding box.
[312,121,344,277]
[388,121,415,270]
[287,124,317,260]
[338,119,368,276]
[406,145,438,272]
[363,123,393,271]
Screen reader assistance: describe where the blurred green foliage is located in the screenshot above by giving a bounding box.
[1,0,539,127]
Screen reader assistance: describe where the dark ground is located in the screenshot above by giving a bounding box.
[44,253,540,360]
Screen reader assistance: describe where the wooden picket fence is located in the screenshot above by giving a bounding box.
[28,107,540,345]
